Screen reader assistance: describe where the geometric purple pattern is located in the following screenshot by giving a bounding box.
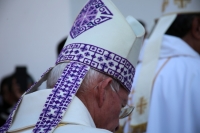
[70,0,113,39]
[32,62,90,133]
[0,67,53,133]
[56,43,135,91]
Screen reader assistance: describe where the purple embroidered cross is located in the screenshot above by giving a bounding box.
[100,62,108,71]
[104,52,112,61]
[84,52,90,56]
[75,54,84,61]
[98,56,103,61]
[80,45,88,52]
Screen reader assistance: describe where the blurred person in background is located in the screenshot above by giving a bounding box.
[0,66,34,126]
[124,0,200,133]
[0,77,15,126]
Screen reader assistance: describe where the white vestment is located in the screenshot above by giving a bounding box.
[7,89,111,133]
[124,35,200,133]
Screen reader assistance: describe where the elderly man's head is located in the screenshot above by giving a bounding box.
[166,13,200,54]
[47,63,129,132]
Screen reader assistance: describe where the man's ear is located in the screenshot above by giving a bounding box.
[191,16,200,40]
[96,77,113,108]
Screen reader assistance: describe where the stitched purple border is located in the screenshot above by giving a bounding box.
[57,43,135,91]
[70,0,113,39]
[33,62,90,133]
[0,67,53,133]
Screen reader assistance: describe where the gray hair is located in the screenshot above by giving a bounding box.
[46,63,120,92]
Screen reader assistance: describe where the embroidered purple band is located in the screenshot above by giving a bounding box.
[70,0,113,39]
[56,43,135,91]
[0,67,53,133]
[33,62,90,133]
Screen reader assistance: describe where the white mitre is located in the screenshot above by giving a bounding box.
[56,0,145,91]
[159,0,200,34]
[163,0,200,15]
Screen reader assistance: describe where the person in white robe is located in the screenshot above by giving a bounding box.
[124,0,200,133]
[0,0,145,133]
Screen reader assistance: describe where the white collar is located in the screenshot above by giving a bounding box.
[8,90,96,132]
[139,35,200,61]
[160,35,200,58]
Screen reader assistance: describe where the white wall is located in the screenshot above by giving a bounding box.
[0,0,163,89]
[0,0,71,89]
